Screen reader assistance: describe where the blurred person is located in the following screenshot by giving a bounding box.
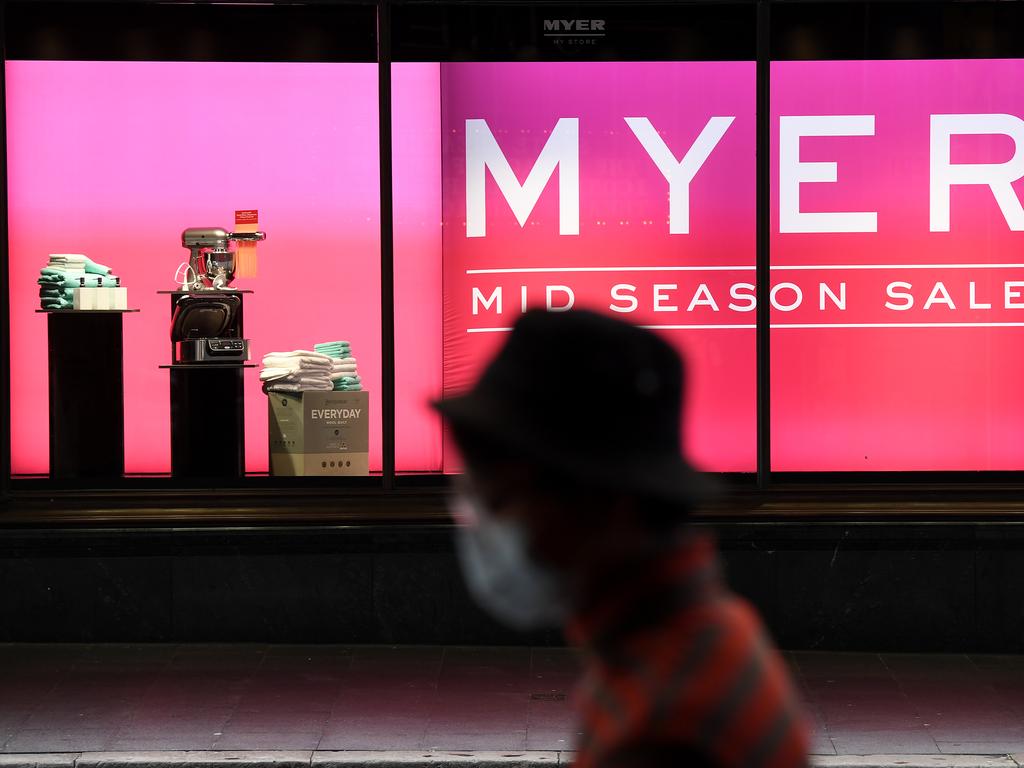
[434,309,809,768]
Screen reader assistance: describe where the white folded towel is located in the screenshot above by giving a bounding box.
[263,350,334,363]
[260,367,295,381]
[266,377,333,392]
[262,356,332,371]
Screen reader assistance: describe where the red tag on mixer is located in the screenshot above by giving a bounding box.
[235,209,258,225]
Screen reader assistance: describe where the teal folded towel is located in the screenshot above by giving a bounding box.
[41,267,73,277]
[39,287,72,299]
[83,257,112,275]
[315,343,351,354]
[334,385,363,392]
[41,298,72,310]
[336,376,361,385]
[37,274,64,284]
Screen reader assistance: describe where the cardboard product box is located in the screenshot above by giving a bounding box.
[268,390,369,476]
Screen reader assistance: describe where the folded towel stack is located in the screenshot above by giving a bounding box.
[47,253,113,275]
[314,341,352,358]
[37,254,120,310]
[260,350,335,393]
[314,340,363,391]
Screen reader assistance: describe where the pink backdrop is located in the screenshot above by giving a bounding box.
[6,60,382,475]
[439,61,757,472]
[392,63,444,473]
[771,60,1024,470]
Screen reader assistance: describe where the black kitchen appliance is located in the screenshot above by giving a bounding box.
[170,293,249,363]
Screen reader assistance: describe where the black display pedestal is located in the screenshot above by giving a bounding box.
[160,290,253,478]
[42,309,136,479]
[165,364,249,477]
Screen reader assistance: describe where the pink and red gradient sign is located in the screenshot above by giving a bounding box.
[439,61,757,472]
[6,60,382,475]
[771,60,1024,470]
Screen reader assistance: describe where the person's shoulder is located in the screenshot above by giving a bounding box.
[647,594,808,757]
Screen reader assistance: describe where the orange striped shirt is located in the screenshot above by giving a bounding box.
[566,533,810,768]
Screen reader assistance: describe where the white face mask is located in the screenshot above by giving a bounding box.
[450,494,569,631]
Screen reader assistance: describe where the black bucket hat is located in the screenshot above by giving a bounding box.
[433,309,715,507]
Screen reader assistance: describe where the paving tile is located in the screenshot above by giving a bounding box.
[115,711,233,734]
[829,732,940,755]
[225,712,331,730]
[346,647,445,687]
[2,730,115,753]
[211,731,323,750]
[0,714,30,732]
[317,718,427,750]
[77,751,312,768]
[525,728,579,751]
[327,689,434,721]
[814,759,1016,767]
[0,754,79,768]
[809,736,837,755]
[420,730,529,751]
[440,647,533,690]
[103,736,222,751]
[233,693,336,716]
[937,741,1024,754]
[313,752,559,768]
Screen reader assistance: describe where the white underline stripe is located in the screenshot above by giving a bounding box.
[772,263,1024,271]
[466,263,1024,274]
[772,322,1024,329]
[634,325,757,331]
[467,322,1024,333]
[466,266,753,274]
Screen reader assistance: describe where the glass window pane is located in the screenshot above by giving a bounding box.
[394,60,757,474]
[770,59,1024,470]
[6,60,382,477]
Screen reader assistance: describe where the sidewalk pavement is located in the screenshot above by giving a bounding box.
[2,645,1024,768]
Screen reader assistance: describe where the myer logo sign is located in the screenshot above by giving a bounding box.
[311,408,362,420]
[543,19,606,45]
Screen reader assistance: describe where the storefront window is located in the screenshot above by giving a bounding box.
[393,59,757,474]
[770,58,1024,470]
[8,0,1019,511]
[5,3,382,482]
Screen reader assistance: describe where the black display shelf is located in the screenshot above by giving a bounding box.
[45,310,138,479]
[163,292,252,479]
[160,364,255,370]
[36,309,140,314]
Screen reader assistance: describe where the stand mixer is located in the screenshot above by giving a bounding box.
[181,227,266,290]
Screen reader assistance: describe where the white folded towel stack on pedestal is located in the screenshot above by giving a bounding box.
[260,350,334,392]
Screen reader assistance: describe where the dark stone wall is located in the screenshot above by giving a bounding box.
[0,521,1019,651]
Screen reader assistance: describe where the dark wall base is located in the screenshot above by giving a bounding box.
[0,521,1020,651]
